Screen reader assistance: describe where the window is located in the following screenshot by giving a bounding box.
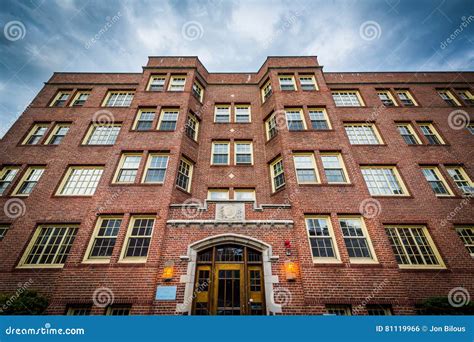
[361,166,407,196]
[133,109,155,131]
[299,74,317,91]
[279,75,296,91]
[120,216,155,261]
[168,75,186,91]
[422,167,453,196]
[396,123,421,145]
[106,305,131,316]
[437,90,460,106]
[332,91,363,107]
[58,167,104,196]
[344,123,382,145]
[270,158,285,192]
[46,123,70,145]
[147,75,166,91]
[261,79,272,102]
[338,217,376,262]
[70,91,90,107]
[214,105,230,123]
[418,123,444,145]
[114,154,142,183]
[396,90,417,106]
[385,225,444,268]
[0,167,20,195]
[455,89,474,106]
[305,216,339,262]
[308,108,330,130]
[176,158,193,192]
[185,113,199,141]
[84,124,121,145]
[235,105,251,123]
[234,189,255,201]
[12,167,45,196]
[85,216,122,262]
[265,112,278,140]
[285,108,306,130]
[293,154,318,184]
[455,226,474,257]
[103,91,134,107]
[19,224,78,267]
[192,81,204,102]
[23,124,49,145]
[142,154,169,184]
[158,108,179,131]
[377,90,397,106]
[67,307,91,316]
[212,142,230,165]
[367,305,392,315]
[235,142,253,165]
[446,167,473,195]
[207,189,229,200]
[321,153,349,184]
[50,91,71,107]
[0,225,9,240]
[326,305,352,316]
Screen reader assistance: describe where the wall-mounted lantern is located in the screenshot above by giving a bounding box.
[162,261,175,281]
[284,260,297,281]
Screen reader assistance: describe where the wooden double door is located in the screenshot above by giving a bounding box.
[192,244,265,315]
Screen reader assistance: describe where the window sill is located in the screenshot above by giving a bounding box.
[312,259,343,265]
[16,265,64,269]
[176,186,191,195]
[371,195,413,199]
[349,144,387,147]
[398,266,447,271]
[270,186,286,196]
[82,259,111,265]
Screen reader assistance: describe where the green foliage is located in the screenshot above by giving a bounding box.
[0,290,49,315]
[417,296,474,315]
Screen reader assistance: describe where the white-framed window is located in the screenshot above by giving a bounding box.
[344,123,382,145]
[332,90,363,107]
[305,216,339,262]
[67,307,91,316]
[18,224,79,268]
[106,305,131,316]
[70,91,90,107]
[168,75,186,91]
[45,123,70,145]
[455,89,474,106]
[103,91,134,107]
[270,157,285,192]
[185,113,199,141]
[212,142,230,165]
[158,108,179,131]
[265,112,278,140]
[192,81,204,102]
[422,167,453,196]
[418,123,445,145]
[308,108,330,130]
[285,108,306,130]
[50,91,71,107]
[114,154,142,184]
[235,142,253,165]
[446,166,473,195]
[235,105,251,123]
[0,166,20,195]
[12,166,45,196]
[437,90,461,107]
[377,90,397,106]
[279,75,296,91]
[299,74,317,91]
[83,124,121,145]
[214,105,231,123]
[147,75,166,91]
[326,305,352,316]
[455,226,474,257]
[261,79,272,102]
[385,225,444,268]
[294,153,319,184]
[396,123,421,145]
[396,90,417,106]
[142,154,169,184]
[361,166,408,196]
[57,167,104,196]
[0,224,10,240]
[133,109,155,131]
[176,158,193,192]
[84,216,122,262]
[338,217,377,263]
[23,124,49,145]
[367,305,392,316]
[120,216,155,262]
[321,153,349,184]
[234,189,256,201]
[207,189,230,200]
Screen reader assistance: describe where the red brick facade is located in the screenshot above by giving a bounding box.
[0,56,473,315]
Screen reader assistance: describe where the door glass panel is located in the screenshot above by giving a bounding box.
[216,245,243,262]
[217,269,241,315]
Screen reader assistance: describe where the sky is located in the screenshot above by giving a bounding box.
[0,0,473,138]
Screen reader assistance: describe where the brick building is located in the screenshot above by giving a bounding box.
[0,56,473,316]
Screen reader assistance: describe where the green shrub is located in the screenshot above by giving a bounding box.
[0,290,49,315]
